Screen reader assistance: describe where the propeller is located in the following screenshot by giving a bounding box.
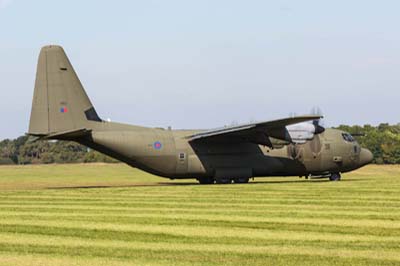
[286,107,325,144]
[351,133,366,137]
[310,107,325,134]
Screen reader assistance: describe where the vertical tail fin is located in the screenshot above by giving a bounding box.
[29,45,101,136]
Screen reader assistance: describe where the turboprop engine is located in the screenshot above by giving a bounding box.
[286,121,325,144]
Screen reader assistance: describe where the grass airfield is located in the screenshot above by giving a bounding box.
[0,164,399,266]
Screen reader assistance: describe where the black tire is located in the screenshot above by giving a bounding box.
[329,173,341,181]
[233,177,250,184]
[215,177,232,184]
[197,177,214,184]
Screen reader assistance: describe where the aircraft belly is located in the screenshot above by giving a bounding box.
[137,155,177,174]
[192,153,295,177]
[187,142,311,178]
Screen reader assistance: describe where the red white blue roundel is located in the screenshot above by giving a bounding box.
[153,141,162,150]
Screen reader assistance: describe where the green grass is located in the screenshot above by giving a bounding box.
[0,164,399,266]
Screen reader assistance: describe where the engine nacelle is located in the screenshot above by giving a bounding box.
[286,122,324,144]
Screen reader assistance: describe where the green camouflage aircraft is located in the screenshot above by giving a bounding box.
[28,45,373,184]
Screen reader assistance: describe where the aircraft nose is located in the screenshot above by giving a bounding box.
[359,148,373,166]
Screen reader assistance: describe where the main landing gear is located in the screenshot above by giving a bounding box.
[215,177,231,184]
[233,177,250,184]
[196,177,250,184]
[215,176,250,184]
[197,177,214,184]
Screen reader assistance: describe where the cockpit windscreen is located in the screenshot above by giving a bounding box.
[342,133,355,142]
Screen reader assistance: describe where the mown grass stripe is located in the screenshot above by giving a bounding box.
[0,252,169,266]
[0,234,398,263]
[1,191,400,199]
[0,208,400,229]
[0,219,399,243]
[1,203,399,218]
[1,215,398,238]
[2,248,398,266]
[0,211,399,229]
[1,224,400,251]
[2,195,400,205]
[0,207,399,221]
[1,200,399,213]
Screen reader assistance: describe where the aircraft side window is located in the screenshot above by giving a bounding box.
[179,153,185,160]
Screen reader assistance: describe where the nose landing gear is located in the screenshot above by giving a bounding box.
[329,173,341,181]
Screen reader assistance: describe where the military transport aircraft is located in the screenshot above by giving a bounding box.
[28,45,373,184]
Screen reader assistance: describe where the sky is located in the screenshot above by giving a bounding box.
[1,0,400,139]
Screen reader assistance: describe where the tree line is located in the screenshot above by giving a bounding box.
[1,123,400,165]
[0,135,117,165]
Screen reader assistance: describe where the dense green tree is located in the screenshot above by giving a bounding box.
[0,137,116,164]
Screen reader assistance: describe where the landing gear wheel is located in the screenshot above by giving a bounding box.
[215,177,232,184]
[329,173,341,181]
[197,177,214,184]
[233,177,250,184]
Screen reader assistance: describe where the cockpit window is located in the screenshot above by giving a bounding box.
[342,133,355,142]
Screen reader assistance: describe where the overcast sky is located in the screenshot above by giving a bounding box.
[1,0,399,139]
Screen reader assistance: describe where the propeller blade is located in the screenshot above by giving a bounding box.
[310,107,325,134]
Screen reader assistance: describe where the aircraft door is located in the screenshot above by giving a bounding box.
[176,150,188,174]
[175,138,188,174]
[321,137,339,170]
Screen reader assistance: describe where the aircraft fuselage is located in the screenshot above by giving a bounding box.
[79,121,372,181]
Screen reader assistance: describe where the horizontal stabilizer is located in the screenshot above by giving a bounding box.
[28,128,91,141]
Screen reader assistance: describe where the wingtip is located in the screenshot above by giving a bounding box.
[295,114,323,119]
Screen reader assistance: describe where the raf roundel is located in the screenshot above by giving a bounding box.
[153,141,162,150]
[60,107,68,113]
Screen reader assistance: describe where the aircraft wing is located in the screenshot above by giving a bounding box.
[186,115,322,147]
